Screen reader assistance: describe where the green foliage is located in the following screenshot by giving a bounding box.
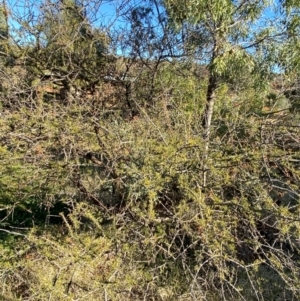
[0,1,300,300]
[0,94,299,300]
[0,0,8,52]
[20,0,109,94]
[155,62,207,118]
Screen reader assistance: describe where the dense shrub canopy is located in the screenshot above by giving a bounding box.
[0,0,299,300]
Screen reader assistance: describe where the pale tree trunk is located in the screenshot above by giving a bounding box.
[201,42,219,188]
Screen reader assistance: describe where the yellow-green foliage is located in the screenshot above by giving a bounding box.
[1,102,299,300]
[157,62,207,113]
[0,61,300,301]
[1,0,300,298]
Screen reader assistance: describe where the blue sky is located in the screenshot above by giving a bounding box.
[5,0,284,53]
[6,0,281,30]
[6,0,121,30]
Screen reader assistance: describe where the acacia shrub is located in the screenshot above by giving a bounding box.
[1,95,299,300]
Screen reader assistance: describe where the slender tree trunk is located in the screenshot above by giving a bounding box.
[201,42,219,188]
[202,73,218,138]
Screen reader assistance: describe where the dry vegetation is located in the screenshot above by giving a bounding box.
[0,0,300,300]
